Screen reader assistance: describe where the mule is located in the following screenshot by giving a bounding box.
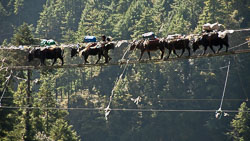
[160,38,190,59]
[193,33,229,55]
[28,47,64,66]
[71,42,115,64]
[130,39,165,61]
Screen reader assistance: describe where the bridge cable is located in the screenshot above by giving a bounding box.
[105,44,136,120]
[216,61,230,119]
[1,106,250,113]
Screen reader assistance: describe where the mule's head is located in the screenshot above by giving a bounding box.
[192,37,202,52]
[28,53,34,62]
[106,42,115,50]
[129,40,137,51]
[159,38,168,48]
[71,48,78,57]
[28,49,37,62]
[192,42,199,52]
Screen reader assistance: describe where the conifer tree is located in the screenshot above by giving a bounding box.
[77,2,105,41]
[228,102,250,141]
[195,0,232,32]
[50,119,80,141]
[14,0,24,15]
[11,22,35,45]
[36,0,57,39]
[0,72,15,138]
[5,81,36,140]
[152,0,168,35]
[131,8,156,39]
[163,0,191,34]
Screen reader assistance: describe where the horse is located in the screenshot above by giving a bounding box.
[28,47,64,66]
[192,32,229,55]
[130,39,165,61]
[71,42,115,64]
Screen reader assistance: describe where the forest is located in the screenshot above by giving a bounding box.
[0,0,250,140]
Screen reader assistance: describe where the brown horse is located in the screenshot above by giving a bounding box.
[130,39,165,61]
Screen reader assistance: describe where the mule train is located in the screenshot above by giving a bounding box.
[27,23,233,66]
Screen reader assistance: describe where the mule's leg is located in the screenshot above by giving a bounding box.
[202,46,208,55]
[84,55,89,64]
[102,50,111,63]
[108,55,112,61]
[105,53,109,63]
[59,56,64,66]
[106,50,112,61]
[39,60,43,66]
[209,45,216,54]
[180,48,185,57]
[160,48,165,60]
[217,44,223,53]
[52,58,57,66]
[187,47,191,56]
[166,49,171,59]
[147,51,151,60]
[42,59,46,66]
[96,54,101,64]
[173,49,179,57]
[106,54,112,62]
[139,50,145,61]
[225,43,229,52]
[103,51,109,63]
[39,59,43,66]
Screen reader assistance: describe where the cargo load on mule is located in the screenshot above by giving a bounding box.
[84,36,97,43]
[202,23,224,33]
[142,32,157,40]
[40,39,56,47]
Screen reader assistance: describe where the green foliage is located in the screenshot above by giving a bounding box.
[50,119,80,141]
[0,72,15,138]
[228,102,250,141]
[130,8,155,39]
[231,0,250,27]
[195,0,241,32]
[5,81,36,140]
[11,22,35,46]
[14,0,24,15]
[1,1,250,141]
[1,39,8,46]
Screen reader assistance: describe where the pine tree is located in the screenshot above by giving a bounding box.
[36,0,56,39]
[5,81,36,140]
[130,7,156,39]
[0,72,15,138]
[33,73,80,140]
[14,0,24,15]
[195,0,233,32]
[11,22,35,45]
[77,1,106,42]
[50,119,80,141]
[163,0,191,35]
[152,0,168,36]
[228,102,250,141]
[231,0,250,28]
